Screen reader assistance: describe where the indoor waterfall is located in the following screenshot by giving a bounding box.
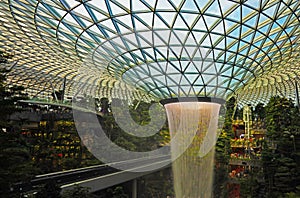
[164,102,221,198]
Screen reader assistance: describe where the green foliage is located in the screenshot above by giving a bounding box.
[61,158,81,170]
[223,97,235,132]
[0,51,28,127]
[214,97,235,197]
[0,73,28,128]
[106,186,129,198]
[99,99,168,152]
[30,118,100,172]
[35,180,61,198]
[265,96,294,139]
[138,168,174,197]
[254,103,266,121]
[263,96,300,197]
[0,53,37,197]
[215,130,231,163]
[0,131,39,197]
[62,185,92,198]
[239,171,262,198]
[284,192,299,198]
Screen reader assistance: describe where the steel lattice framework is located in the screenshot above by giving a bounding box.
[0,0,299,105]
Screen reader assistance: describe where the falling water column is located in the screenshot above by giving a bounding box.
[163,100,221,198]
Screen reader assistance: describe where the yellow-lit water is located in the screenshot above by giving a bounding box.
[164,102,220,198]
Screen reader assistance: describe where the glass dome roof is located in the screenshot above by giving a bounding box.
[0,0,299,104]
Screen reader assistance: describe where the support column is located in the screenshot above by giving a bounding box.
[61,77,66,102]
[295,80,299,112]
[132,179,137,198]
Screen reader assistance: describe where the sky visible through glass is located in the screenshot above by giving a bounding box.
[0,0,299,105]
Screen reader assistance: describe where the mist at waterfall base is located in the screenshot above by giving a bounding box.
[164,102,221,198]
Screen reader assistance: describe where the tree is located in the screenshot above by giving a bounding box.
[263,96,299,197]
[62,185,92,198]
[106,186,129,198]
[254,103,265,121]
[99,99,168,152]
[0,52,28,130]
[0,51,37,197]
[0,131,39,197]
[213,97,234,197]
[35,180,61,198]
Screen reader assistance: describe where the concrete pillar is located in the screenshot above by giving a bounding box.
[132,179,137,198]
